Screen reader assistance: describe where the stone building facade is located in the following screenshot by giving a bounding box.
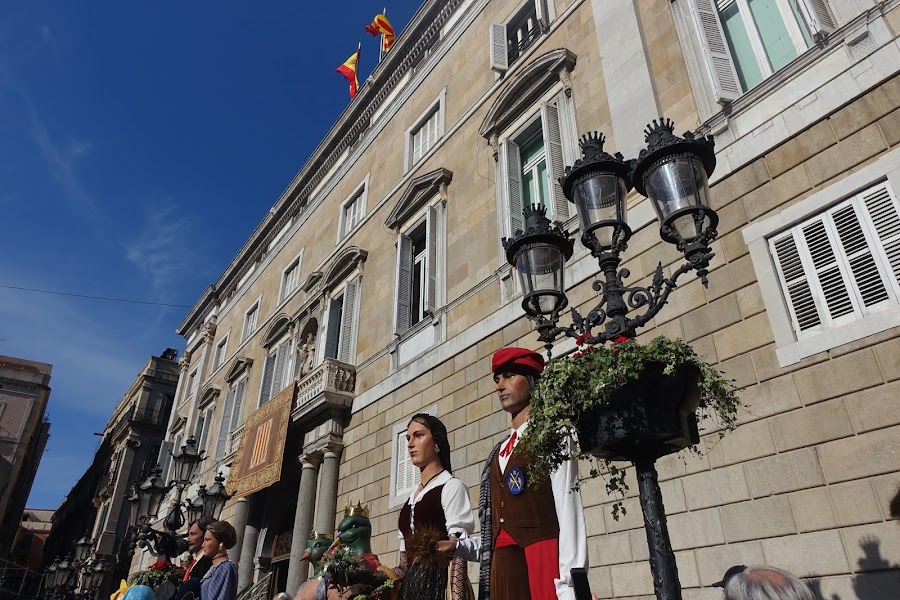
[163,0,900,597]
[0,356,52,560]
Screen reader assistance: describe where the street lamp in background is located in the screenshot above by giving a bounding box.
[127,436,205,561]
[504,119,718,600]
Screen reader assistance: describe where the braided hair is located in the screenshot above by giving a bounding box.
[408,413,452,474]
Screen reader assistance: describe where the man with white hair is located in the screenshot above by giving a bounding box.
[714,565,814,600]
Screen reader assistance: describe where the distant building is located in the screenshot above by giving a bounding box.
[12,508,53,571]
[0,356,52,559]
[45,349,178,600]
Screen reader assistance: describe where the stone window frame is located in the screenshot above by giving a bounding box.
[488,0,556,73]
[214,333,230,370]
[404,88,447,172]
[280,249,305,303]
[743,145,900,367]
[242,295,263,342]
[388,404,437,509]
[337,175,370,243]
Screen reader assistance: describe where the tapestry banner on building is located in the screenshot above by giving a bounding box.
[229,383,294,497]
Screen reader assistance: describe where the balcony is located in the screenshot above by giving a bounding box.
[226,422,244,458]
[292,358,356,422]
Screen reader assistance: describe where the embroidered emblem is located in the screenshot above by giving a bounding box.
[507,467,525,495]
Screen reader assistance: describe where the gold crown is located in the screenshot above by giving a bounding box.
[308,530,333,540]
[343,501,370,517]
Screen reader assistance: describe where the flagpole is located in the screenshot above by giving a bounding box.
[379,7,387,63]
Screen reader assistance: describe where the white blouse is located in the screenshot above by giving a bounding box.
[398,470,475,552]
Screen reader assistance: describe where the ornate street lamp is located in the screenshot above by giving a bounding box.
[504,119,718,600]
[184,485,205,524]
[200,472,231,520]
[73,534,93,563]
[129,436,206,562]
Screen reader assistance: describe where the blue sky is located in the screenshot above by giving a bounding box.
[1,1,422,510]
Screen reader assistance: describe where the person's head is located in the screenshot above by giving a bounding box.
[406,414,452,474]
[201,520,237,558]
[723,566,813,600]
[186,516,215,554]
[890,484,900,521]
[491,347,544,419]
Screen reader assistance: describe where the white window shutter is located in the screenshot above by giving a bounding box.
[542,99,570,223]
[861,183,900,290]
[795,0,835,36]
[503,140,524,236]
[200,411,213,453]
[800,219,857,324]
[158,440,174,479]
[230,379,247,433]
[215,389,236,461]
[830,204,889,308]
[338,278,358,363]
[771,233,822,336]
[271,340,289,395]
[258,353,276,406]
[396,235,413,334]
[535,0,549,30]
[194,413,206,448]
[426,206,439,313]
[489,22,509,73]
[688,0,742,104]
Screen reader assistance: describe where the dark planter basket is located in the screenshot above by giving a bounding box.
[575,362,702,462]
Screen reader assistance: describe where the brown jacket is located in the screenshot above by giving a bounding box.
[490,447,559,547]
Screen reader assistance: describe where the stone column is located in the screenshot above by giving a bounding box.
[314,447,342,535]
[285,453,322,594]
[238,498,261,591]
[229,497,251,571]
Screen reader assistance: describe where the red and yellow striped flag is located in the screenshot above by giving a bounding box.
[336,43,361,99]
[364,13,395,53]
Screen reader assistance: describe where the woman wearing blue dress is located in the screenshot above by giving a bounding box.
[199,520,238,600]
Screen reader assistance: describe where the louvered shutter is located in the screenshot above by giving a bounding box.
[831,204,889,308]
[230,379,246,433]
[396,234,413,334]
[535,0,549,29]
[200,411,213,453]
[194,413,206,448]
[795,0,835,36]
[489,23,509,73]
[157,440,174,479]
[215,390,236,461]
[799,218,857,325]
[339,278,358,363]
[271,341,289,396]
[165,435,182,482]
[861,184,900,293]
[503,140,524,236]
[258,353,276,406]
[771,233,822,336]
[688,0,742,103]
[426,206,439,313]
[542,99,570,223]
[324,297,343,359]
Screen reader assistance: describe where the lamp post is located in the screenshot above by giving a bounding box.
[504,119,718,600]
[127,436,205,561]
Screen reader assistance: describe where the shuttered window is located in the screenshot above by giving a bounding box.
[259,339,292,406]
[395,205,442,335]
[770,182,900,340]
[324,277,361,363]
[282,259,301,301]
[499,94,572,239]
[215,378,247,461]
[489,0,549,71]
[683,0,834,100]
[411,108,441,166]
[394,429,418,497]
[243,303,259,341]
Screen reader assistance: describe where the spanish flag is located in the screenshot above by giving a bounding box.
[336,43,361,99]
[364,13,396,53]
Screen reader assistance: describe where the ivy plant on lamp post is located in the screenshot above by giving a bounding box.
[503,119,740,600]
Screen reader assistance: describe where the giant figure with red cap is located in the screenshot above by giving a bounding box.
[445,347,587,600]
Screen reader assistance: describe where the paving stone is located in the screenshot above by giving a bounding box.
[745,447,825,497]
[721,496,797,542]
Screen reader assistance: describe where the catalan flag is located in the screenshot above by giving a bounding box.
[364,13,396,53]
[336,43,361,99]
